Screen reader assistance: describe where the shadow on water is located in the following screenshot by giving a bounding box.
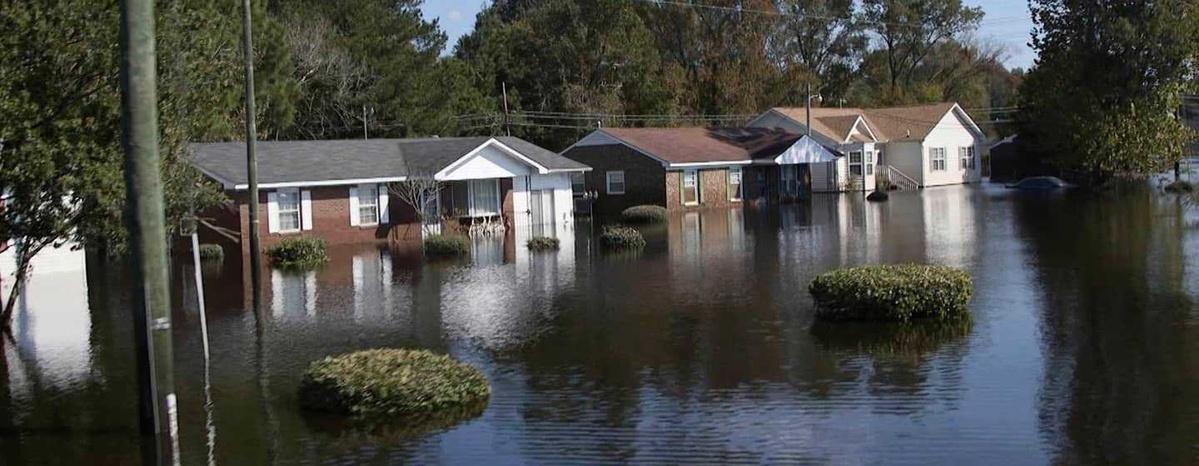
[2,184,1198,464]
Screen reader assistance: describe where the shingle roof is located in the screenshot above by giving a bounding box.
[769,102,962,142]
[598,127,808,164]
[190,136,587,187]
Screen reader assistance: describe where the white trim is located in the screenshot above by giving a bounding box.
[544,167,591,173]
[728,167,743,202]
[266,192,279,233]
[435,138,551,180]
[300,190,312,230]
[681,169,699,206]
[348,187,360,226]
[233,176,408,190]
[606,171,626,195]
[845,116,881,143]
[668,160,754,168]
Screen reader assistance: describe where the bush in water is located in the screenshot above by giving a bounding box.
[620,205,667,224]
[266,237,327,267]
[299,349,490,418]
[809,264,972,322]
[600,225,645,249]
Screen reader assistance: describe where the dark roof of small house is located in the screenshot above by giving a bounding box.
[190,136,588,187]
[597,127,814,164]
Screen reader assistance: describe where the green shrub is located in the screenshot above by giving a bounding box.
[809,264,972,322]
[266,237,327,267]
[197,243,224,261]
[620,205,668,224]
[299,349,490,418]
[424,234,470,257]
[526,236,560,251]
[599,225,645,249]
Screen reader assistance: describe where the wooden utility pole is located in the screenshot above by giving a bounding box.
[241,0,262,307]
[502,82,511,137]
[118,0,177,462]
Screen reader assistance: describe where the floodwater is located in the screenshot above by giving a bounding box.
[3,183,1198,465]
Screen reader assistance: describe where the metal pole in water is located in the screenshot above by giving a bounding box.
[118,0,178,462]
[241,0,263,309]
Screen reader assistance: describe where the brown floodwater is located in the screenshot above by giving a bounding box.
[2,183,1198,465]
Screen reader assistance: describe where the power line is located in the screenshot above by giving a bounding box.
[632,0,1030,29]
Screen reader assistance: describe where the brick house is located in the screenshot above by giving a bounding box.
[559,127,840,217]
[191,137,589,254]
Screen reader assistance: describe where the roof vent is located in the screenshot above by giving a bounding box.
[905,129,911,138]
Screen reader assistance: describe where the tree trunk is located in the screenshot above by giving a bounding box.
[1,261,28,333]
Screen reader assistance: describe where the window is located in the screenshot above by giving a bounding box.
[468,179,499,217]
[966,146,976,169]
[358,184,379,225]
[728,167,743,201]
[276,189,301,232]
[865,151,874,175]
[849,151,863,176]
[570,172,585,194]
[606,171,625,195]
[781,165,798,196]
[958,147,970,170]
[930,147,947,171]
[681,170,699,205]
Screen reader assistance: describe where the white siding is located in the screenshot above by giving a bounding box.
[917,110,984,187]
[439,145,533,181]
[511,173,575,228]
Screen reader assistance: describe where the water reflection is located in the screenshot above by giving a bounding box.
[2,185,1198,465]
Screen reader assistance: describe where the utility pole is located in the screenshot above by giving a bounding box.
[118,0,177,463]
[502,82,511,137]
[805,81,812,137]
[362,105,369,140]
[241,0,262,307]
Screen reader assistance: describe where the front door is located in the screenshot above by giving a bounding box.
[529,189,554,237]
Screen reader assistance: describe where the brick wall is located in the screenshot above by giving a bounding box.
[665,168,742,210]
[560,144,666,217]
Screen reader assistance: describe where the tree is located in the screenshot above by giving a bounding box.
[0,0,225,331]
[1017,0,1198,180]
[767,0,868,104]
[389,177,443,235]
[859,0,984,104]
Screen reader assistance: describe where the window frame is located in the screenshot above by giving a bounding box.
[966,146,976,170]
[570,172,586,194]
[865,151,874,176]
[930,147,947,172]
[357,184,380,226]
[606,171,626,195]
[727,167,743,202]
[276,188,302,233]
[958,147,970,171]
[681,169,700,206]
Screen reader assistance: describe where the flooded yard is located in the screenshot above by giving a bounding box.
[3,184,1198,465]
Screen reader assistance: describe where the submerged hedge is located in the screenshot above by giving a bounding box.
[266,237,327,267]
[620,205,667,224]
[424,234,470,257]
[809,264,972,322]
[526,236,560,251]
[600,225,645,249]
[299,349,490,418]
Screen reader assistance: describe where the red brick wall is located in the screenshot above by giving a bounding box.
[665,168,742,210]
[560,144,666,217]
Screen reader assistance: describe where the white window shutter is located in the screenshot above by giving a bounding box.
[348,186,360,226]
[300,190,313,230]
[377,183,389,224]
[266,192,279,233]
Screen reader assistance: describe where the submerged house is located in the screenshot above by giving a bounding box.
[749,102,986,189]
[559,127,839,217]
[191,137,590,252]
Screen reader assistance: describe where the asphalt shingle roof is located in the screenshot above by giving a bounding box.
[770,102,962,143]
[190,136,587,187]
[598,127,814,164]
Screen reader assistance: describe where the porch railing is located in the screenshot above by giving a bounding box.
[880,165,921,191]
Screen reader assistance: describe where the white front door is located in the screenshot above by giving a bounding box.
[529,189,555,237]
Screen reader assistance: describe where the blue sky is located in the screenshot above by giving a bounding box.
[421,0,1036,69]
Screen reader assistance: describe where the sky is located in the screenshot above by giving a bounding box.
[420,0,1037,70]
